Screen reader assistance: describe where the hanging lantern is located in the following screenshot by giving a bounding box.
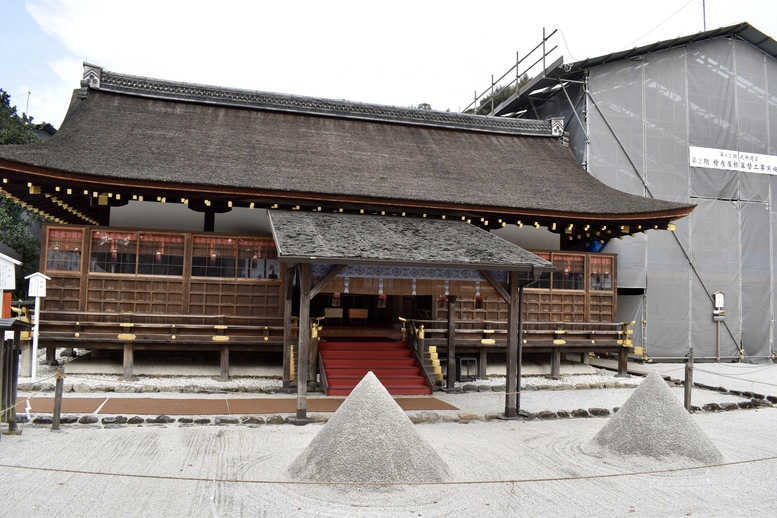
[210,242,217,264]
[111,247,118,262]
[377,294,387,309]
[331,293,341,307]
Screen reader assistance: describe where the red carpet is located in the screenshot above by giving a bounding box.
[320,340,432,396]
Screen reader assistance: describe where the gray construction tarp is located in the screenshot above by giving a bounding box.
[583,38,775,360]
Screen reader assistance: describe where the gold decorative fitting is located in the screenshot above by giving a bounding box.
[214,325,228,330]
[553,339,566,345]
[481,338,496,345]
[171,335,176,340]
[117,333,136,341]
[212,335,230,342]
[119,322,134,328]
[74,332,80,338]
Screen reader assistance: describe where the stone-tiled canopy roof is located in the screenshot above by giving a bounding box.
[269,210,553,272]
[0,65,694,241]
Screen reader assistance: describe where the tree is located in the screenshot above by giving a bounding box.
[0,88,46,298]
[0,89,39,144]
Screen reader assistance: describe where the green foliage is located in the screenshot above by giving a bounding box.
[0,88,45,298]
[0,89,39,145]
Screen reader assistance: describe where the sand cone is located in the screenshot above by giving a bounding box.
[288,371,451,483]
[591,371,723,464]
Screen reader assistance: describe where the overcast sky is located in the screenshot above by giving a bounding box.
[3,0,777,128]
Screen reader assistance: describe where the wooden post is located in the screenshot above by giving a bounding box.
[684,347,694,413]
[290,263,312,425]
[282,263,294,389]
[478,348,488,379]
[220,344,229,381]
[446,295,458,390]
[504,271,521,418]
[122,342,134,379]
[9,336,21,433]
[52,374,64,431]
[550,349,561,379]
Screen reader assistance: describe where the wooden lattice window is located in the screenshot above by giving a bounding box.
[552,253,584,290]
[192,236,277,279]
[90,230,138,274]
[45,228,84,272]
[138,233,185,276]
[590,255,613,291]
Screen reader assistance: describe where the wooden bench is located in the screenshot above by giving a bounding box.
[38,310,286,380]
[347,308,368,325]
[323,307,343,325]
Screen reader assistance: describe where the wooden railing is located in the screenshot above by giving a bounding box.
[37,310,288,380]
[409,319,635,378]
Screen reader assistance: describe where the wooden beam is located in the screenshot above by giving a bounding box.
[310,264,346,299]
[480,270,509,303]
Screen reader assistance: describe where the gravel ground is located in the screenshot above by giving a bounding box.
[6,351,777,516]
[2,408,776,517]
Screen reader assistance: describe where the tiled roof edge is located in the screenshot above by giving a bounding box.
[82,64,554,137]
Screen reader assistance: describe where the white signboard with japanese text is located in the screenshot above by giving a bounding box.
[690,146,777,174]
[0,261,15,290]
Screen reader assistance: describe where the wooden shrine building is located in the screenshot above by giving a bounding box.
[0,64,694,418]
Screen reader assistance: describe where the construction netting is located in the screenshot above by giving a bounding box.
[549,38,776,361]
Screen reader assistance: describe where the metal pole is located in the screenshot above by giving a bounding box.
[684,347,694,412]
[716,321,721,363]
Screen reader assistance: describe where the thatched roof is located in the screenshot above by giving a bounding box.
[270,210,553,272]
[0,65,693,235]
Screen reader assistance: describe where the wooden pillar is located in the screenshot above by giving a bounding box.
[97,204,111,226]
[220,344,229,381]
[478,348,488,379]
[282,263,294,389]
[291,263,312,425]
[446,295,458,390]
[0,338,6,431]
[308,321,320,382]
[504,271,521,418]
[618,349,629,377]
[550,349,561,379]
[122,342,134,379]
[204,212,215,232]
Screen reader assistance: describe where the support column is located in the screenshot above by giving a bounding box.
[122,342,134,379]
[503,271,521,418]
[282,263,294,389]
[290,263,312,425]
[446,295,458,390]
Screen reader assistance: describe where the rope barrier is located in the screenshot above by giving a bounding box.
[2,455,776,486]
[0,373,59,415]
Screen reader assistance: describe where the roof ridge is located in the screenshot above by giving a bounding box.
[81,63,554,137]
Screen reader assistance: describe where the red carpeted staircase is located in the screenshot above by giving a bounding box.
[319,340,432,396]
